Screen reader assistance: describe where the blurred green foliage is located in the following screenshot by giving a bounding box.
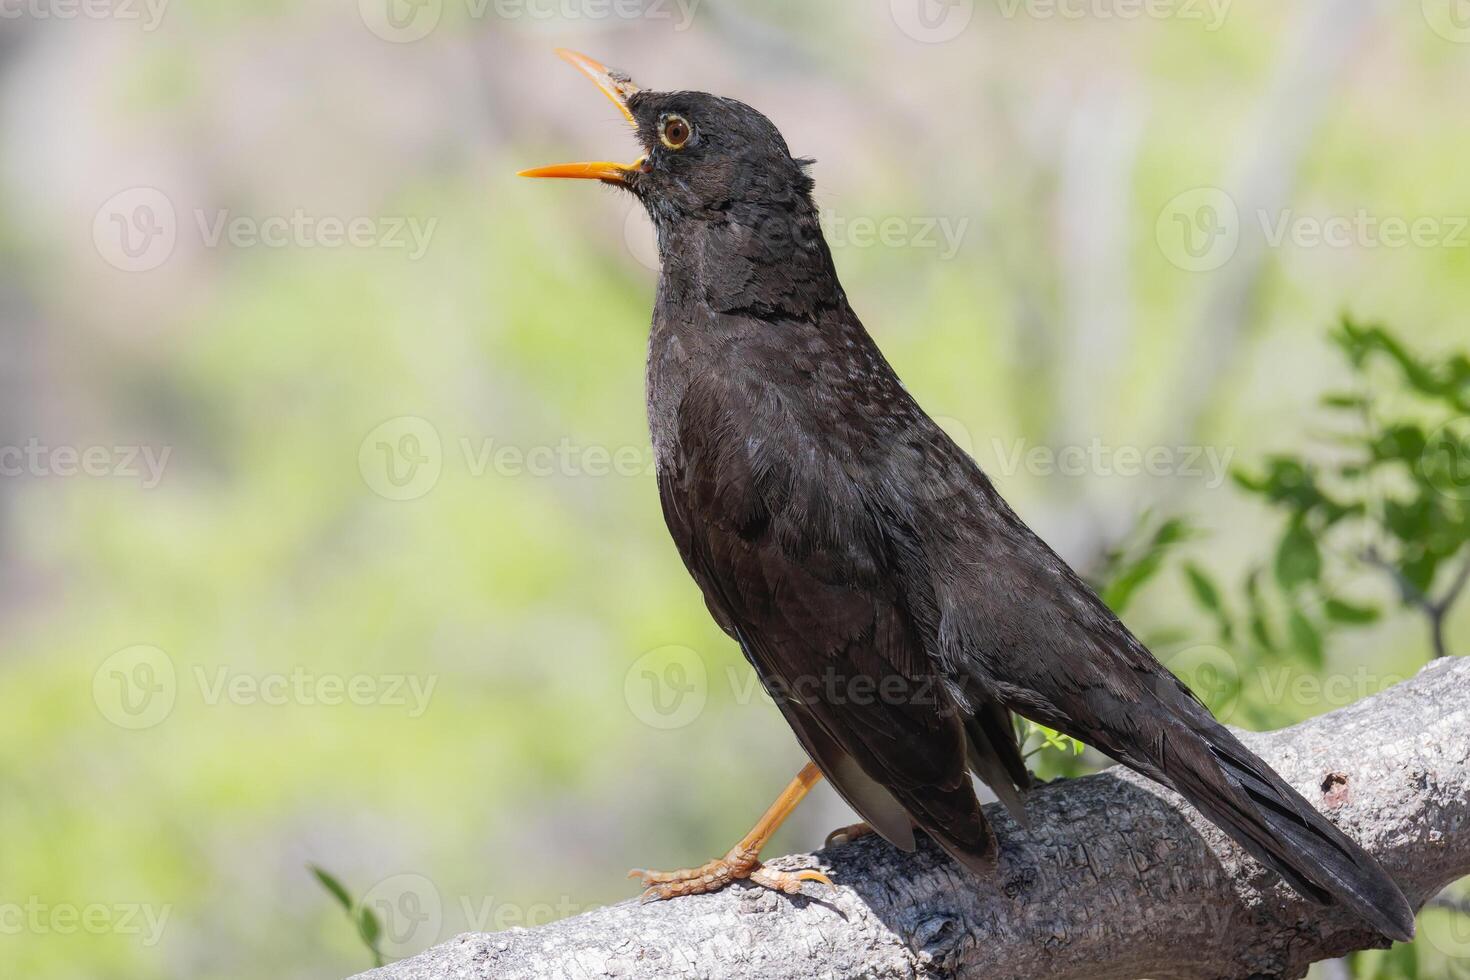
[1045,323,1470,978]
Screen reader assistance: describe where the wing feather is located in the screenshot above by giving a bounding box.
[658,367,1008,873]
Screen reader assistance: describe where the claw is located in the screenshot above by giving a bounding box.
[627,853,829,902]
[825,821,876,847]
[626,764,831,903]
[750,866,832,894]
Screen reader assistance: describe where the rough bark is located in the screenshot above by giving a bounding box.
[356,657,1470,980]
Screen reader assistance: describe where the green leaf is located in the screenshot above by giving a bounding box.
[359,905,385,967]
[1095,515,1195,616]
[1384,498,1433,545]
[1182,562,1234,641]
[1334,317,1470,414]
[1100,556,1162,615]
[1324,598,1380,624]
[1026,721,1086,757]
[1151,516,1192,549]
[1245,569,1277,653]
[309,865,355,914]
[1373,423,1426,464]
[1287,609,1324,668]
[1321,391,1369,410]
[1230,469,1265,494]
[358,905,381,946]
[1274,520,1322,591]
[1183,563,1223,613]
[1400,550,1440,595]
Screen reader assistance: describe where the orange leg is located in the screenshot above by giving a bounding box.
[629,762,833,902]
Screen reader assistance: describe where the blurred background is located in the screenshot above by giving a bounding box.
[2,1,1468,977]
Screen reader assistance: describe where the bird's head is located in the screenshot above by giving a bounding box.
[520,50,815,230]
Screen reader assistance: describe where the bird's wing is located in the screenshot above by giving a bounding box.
[656,367,998,872]
[929,466,1414,940]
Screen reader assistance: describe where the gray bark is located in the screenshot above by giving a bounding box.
[356,657,1470,980]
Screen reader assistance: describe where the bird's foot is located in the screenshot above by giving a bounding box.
[628,844,830,903]
[824,821,875,847]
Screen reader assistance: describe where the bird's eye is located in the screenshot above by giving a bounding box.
[660,115,692,150]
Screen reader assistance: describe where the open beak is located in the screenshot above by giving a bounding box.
[518,49,647,186]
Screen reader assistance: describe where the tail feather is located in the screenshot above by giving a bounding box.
[1135,711,1415,942]
[1200,734,1414,941]
[902,781,999,877]
[964,703,1032,823]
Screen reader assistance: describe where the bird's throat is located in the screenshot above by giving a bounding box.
[651,201,844,322]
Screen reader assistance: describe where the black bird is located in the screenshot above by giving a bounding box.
[521,50,1415,940]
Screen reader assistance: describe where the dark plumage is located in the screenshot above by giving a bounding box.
[526,56,1415,941]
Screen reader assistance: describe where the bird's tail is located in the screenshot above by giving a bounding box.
[963,701,1032,821]
[1123,703,1415,942]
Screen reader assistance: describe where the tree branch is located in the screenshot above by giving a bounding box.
[356,657,1470,980]
[1362,546,1470,660]
[1430,549,1470,659]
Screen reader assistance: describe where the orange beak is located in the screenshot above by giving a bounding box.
[518,50,647,186]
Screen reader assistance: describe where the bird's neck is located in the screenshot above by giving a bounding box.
[653,199,846,322]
